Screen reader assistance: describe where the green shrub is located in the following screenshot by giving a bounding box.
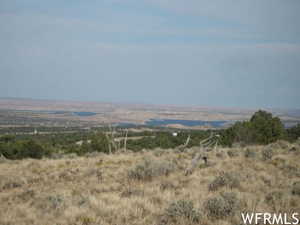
[0,134,16,143]
[164,200,201,223]
[0,139,49,160]
[204,192,239,219]
[21,140,48,159]
[262,148,273,161]
[209,172,240,191]
[90,133,110,153]
[128,158,176,181]
[286,124,300,142]
[47,195,65,210]
[220,110,286,146]
[250,110,285,144]
[296,137,300,145]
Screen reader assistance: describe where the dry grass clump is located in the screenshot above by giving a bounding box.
[74,215,95,225]
[227,149,239,157]
[271,140,291,150]
[153,148,167,157]
[265,190,283,203]
[160,180,177,191]
[208,171,240,191]
[17,189,36,201]
[284,165,300,178]
[289,144,300,156]
[215,151,225,159]
[50,152,79,160]
[160,199,201,224]
[244,148,256,158]
[128,157,176,181]
[120,186,144,198]
[292,181,300,196]
[0,175,24,191]
[204,192,240,220]
[263,190,297,213]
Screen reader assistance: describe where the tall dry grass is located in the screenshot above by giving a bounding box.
[0,141,299,225]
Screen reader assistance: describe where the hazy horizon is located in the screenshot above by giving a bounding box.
[1,0,300,109]
[2,96,300,112]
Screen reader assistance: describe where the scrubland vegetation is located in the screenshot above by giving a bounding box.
[0,110,300,225]
[1,110,299,160]
[1,140,300,225]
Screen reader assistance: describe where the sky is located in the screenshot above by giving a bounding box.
[0,0,300,109]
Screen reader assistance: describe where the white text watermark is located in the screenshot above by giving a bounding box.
[241,213,299,225]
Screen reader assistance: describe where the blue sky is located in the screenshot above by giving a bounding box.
[0,0,300,109]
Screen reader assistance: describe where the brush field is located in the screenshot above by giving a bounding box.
[1,141,300,225]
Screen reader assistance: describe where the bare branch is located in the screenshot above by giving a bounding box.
[124,129,128,152]
[185,133,220,176]
[178,134,191,152]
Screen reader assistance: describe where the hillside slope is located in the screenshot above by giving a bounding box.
[0,141,300,225]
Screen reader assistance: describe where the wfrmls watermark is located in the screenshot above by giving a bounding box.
[241,213,299,225]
